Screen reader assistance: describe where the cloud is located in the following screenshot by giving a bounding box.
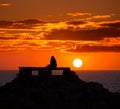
[0,19,119,42]
[67,12,92,17]
[100,20,120,29]
[0,16,120,53]
[43,19,120,41]
[67,12,113,21]
[0,36,17,40]
[66,45,120,52]
[44,28,120,40]
[0,38,120,53]
[0,19,45,29]
[91,14,114,19]
[0,3,11,7]
[32,40,120,53]
[17,19,45,25]
[66,20,86,25]
[0,20,13,28]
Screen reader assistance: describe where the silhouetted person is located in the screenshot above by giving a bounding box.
[50,56,57,68]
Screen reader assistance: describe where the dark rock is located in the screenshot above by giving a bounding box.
[0,68,120,109]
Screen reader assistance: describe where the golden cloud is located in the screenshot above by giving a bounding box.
[0,38,120,53]
[0,3,11,7]
[92,14,114,19]
[67,12,92,17]
[0,14,120,53]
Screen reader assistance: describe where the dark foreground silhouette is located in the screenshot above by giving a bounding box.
[0,57,120,109]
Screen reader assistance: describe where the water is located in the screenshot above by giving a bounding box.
[0,70,17,86]
[0,70,120,93]
[76,70,120,93]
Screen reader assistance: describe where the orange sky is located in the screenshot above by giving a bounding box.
[0,0,120,70]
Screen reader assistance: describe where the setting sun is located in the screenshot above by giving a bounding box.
[73,58,83,68]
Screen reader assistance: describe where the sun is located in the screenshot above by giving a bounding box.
[73,58,83,68]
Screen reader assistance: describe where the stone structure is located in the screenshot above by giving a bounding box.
[16,56,81,82]
[18,67,70,77]
[17,56,71,77]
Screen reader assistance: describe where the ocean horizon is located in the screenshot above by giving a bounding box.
[0,70,120,93]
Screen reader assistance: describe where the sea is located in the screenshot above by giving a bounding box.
[0,70,120,93]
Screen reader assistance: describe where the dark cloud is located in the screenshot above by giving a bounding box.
[0,36,18,40]
[0,19,45,29]
[0,18,120,53]
[67,45,120,52]
[44,28,120,40]
[0,21,13,28]
[66,20,86,25]
[0,37,15,40]
[0,19,120,42]
[101,21,120,29]
[17,19,45,25]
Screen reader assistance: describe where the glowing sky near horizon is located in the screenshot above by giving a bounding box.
[0,0,120,70]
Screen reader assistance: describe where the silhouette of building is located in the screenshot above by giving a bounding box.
[17,56,71,78]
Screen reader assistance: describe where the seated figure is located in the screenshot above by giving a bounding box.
[46,56,57,69]
[50,56,57,68]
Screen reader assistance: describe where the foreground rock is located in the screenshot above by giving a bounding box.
[0,69,120,109]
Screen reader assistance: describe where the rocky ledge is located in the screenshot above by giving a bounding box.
[0,69,120,109]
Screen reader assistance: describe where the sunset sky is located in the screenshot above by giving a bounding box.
[0,0,120,70]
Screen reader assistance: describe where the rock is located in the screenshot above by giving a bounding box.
[0,69,120,109]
